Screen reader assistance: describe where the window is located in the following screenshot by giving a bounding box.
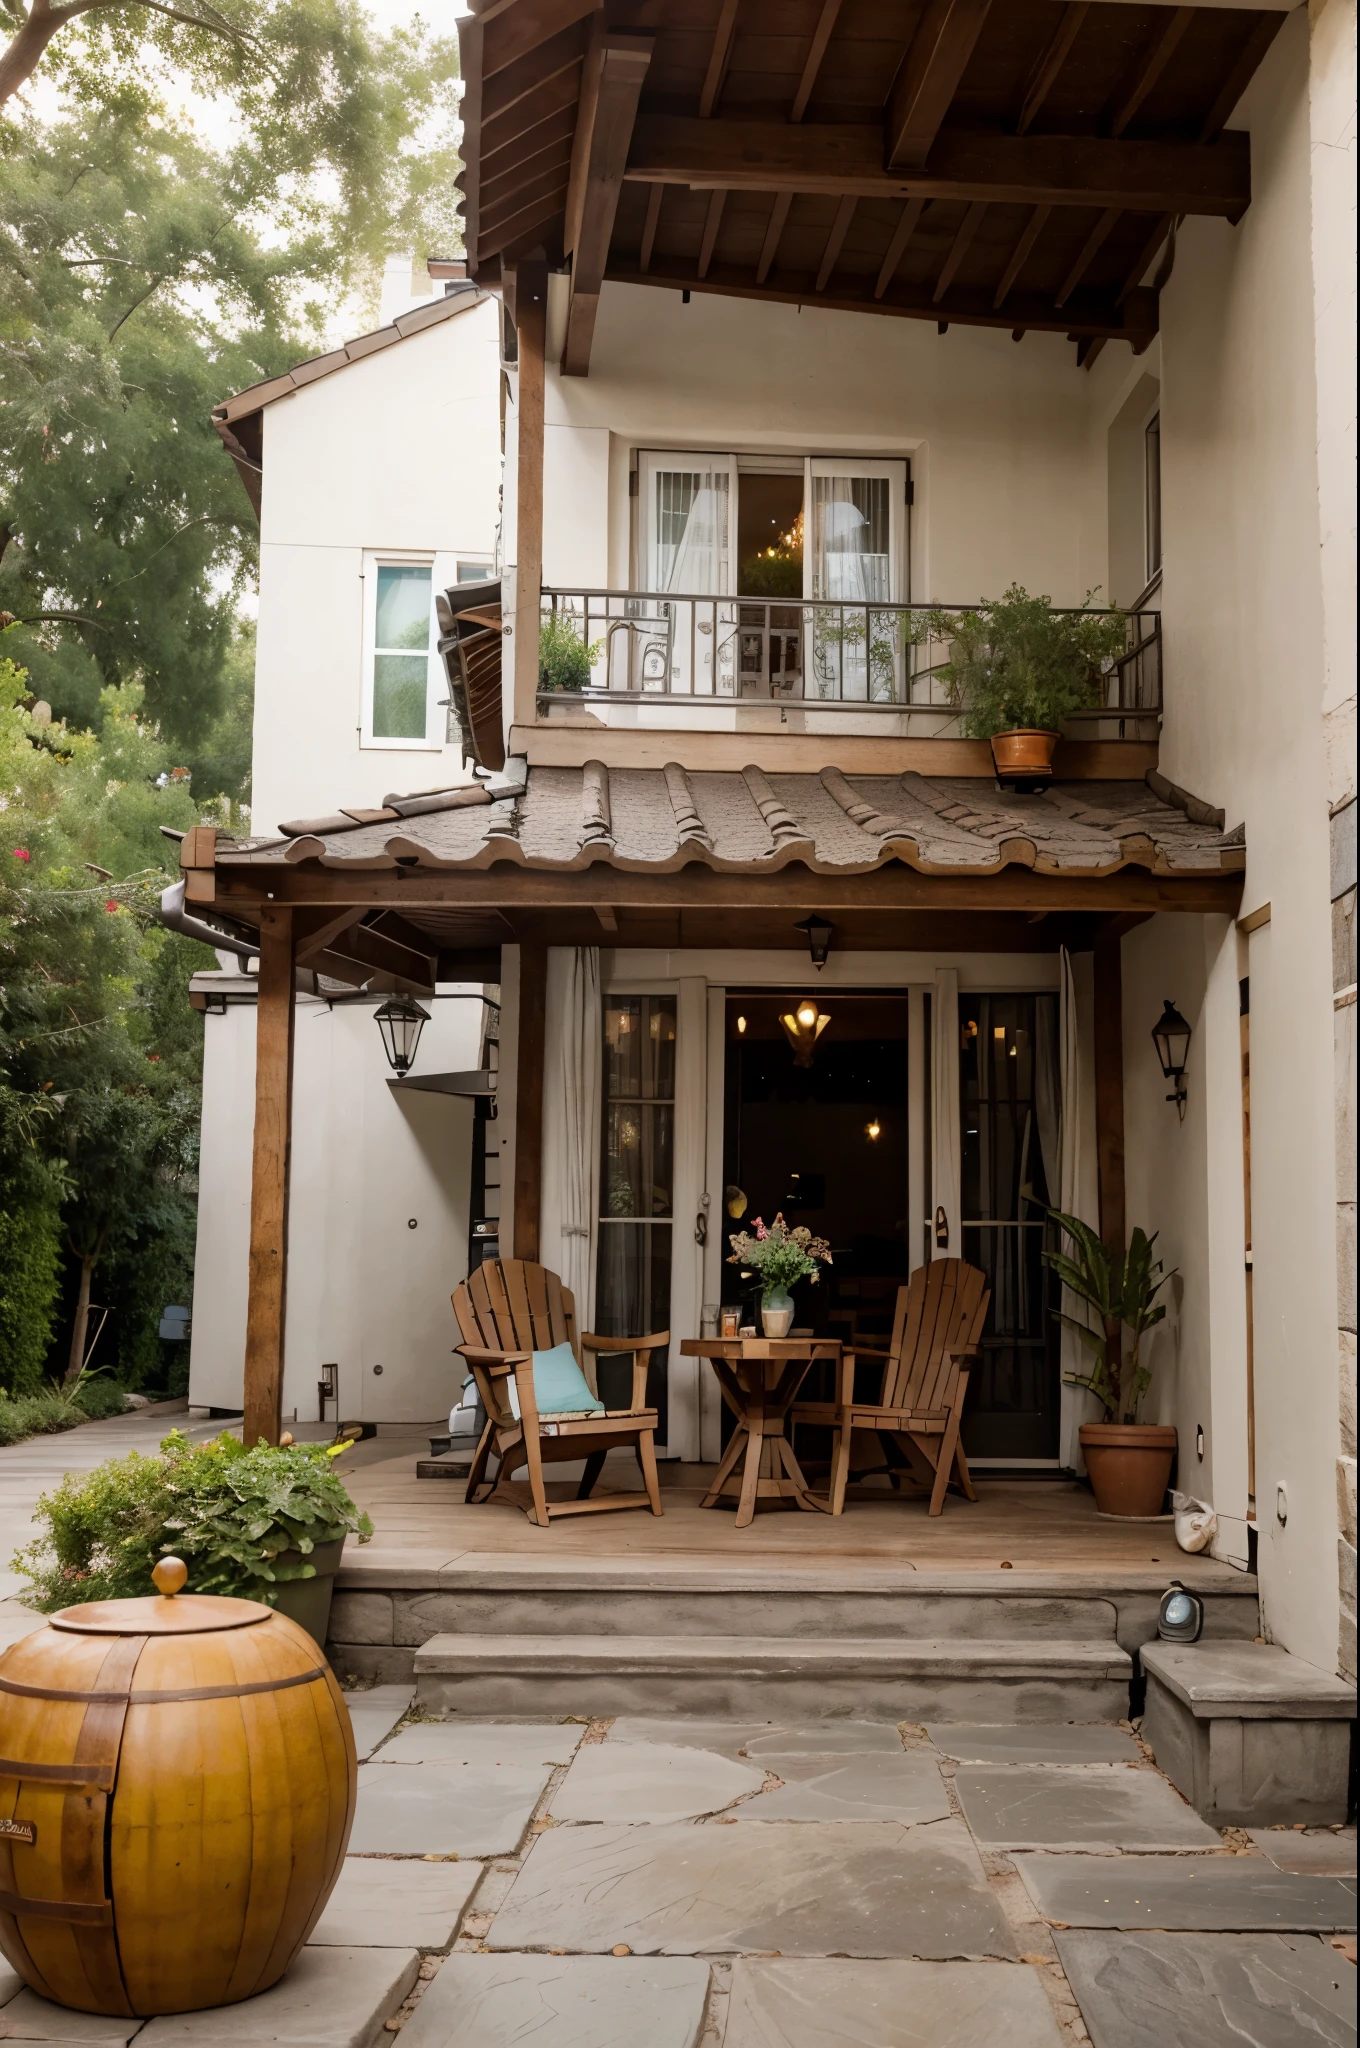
[365,560,437,745]
[455,561,496,584]
[595,995,675,1422]
[1144,411,1162,583]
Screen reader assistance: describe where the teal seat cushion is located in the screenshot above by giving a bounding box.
[507,1340,606,1420]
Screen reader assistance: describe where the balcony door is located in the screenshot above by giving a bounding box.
[804,457,907,701]
[637,452,737,696]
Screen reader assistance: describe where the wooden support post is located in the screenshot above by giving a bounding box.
[512,256,547,729]
[243,905,295,1446]
[512,942,548,1261]
[1093,933,1126,1258]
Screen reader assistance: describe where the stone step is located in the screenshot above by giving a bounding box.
[412,1631,1134,1722]
[329,1565,1259,1687]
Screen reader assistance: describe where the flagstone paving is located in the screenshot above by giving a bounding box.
[927,1722,1142,1765]
[722,1958,1066,2047]
[953,1763,1222,1850]
[1052,1931,1357,2048]
[0,1709,1354,2045]
[486,1818,1019,1958]
[398,1955,711,2047]
[350,1759,553,1856]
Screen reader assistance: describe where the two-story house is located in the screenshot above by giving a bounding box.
[183,0,1355,1712]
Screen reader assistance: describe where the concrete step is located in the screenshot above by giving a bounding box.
[328,1565,1259,1683]
[412,1631,1134,1722]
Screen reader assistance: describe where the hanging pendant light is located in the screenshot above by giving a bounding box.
[375,995,431,1077]
[779,998,831,1068]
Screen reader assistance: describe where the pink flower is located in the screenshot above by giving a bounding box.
[12,847,30,862]
[753,1218,768,1240]
[147,1053,161,1062]
[105,900,121,913]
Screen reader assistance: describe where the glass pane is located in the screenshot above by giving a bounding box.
[603,1104,673,1218]
[604,999,643,1098]
[376,564,433,650]
[652,471,729,594]
[961,994,1055,1221]
[648,997,677,1100]
[811,476,890,601]
[372,653,430,739]
[455,562,495,583]
[594,1221,672,1413]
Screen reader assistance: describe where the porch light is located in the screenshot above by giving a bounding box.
[865,1117,882,1141]
[780,1000,831,1068]
[375,995,430,1077]
[1151,999,1192,1120]
[795,915,834,969]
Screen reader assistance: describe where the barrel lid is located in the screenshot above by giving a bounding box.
[49,1556,273,1635]
[51,1594,272,1635]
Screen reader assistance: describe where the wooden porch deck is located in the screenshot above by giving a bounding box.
[336,1432,1244,1589]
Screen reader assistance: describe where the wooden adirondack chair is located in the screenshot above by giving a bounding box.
[451,1257,666,1527]
[792,1258,990,1518]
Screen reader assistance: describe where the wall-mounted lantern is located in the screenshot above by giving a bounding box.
[1151,998,1192,1120]
[374,994,430,1077]
[795,914,834,970]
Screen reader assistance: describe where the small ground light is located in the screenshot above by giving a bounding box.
[1158,1581,1204,1642]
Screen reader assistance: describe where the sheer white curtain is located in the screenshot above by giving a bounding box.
[540,948,602,1365]
[1049,947,1101,1469]
[657,472,731,594]
[809,475,893,701]
[931,968,961,1256]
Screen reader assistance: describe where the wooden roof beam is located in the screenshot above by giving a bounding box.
[698,188,728,278]
[625,119,1251,217]
[561,25,654,376]
[481,18,588,126]
[815,195,857,291]
[756,191,793,282]
[875,197,926,298]
[933,198,986,301]
[699,0,740,118]
[1198,12,1284,140]
[1055,206,1120,305]
[639,182,664,270]
[791,0,844,122]
[482,0,600,82]
[887,0,994,169]
[1109,6,1196,137]
[1016,3,1088,135]
[992,202,1050,306]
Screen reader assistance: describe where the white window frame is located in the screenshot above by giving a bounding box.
[636,450,738,595]
[359,550,454,751]
[803,456,908,603]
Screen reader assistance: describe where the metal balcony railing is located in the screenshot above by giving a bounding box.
[538,589,1161,729]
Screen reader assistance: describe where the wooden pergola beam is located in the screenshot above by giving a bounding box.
[887,0,993,169]
[512,256,547,725]
[1017,2,1088,135]
[1110,5,1195,139]
[698,0,740,118]
[561,26,654,374]
[624,117,1251,217]
[791,0,843,121]
[243,905,295,1447]
[482,0,600,83]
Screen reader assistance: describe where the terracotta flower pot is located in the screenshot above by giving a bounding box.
[991,729,1059,778]
[1080,1422,1177,1517]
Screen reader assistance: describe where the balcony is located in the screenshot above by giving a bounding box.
[537,590,1161,741]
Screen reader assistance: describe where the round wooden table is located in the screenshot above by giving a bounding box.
[680,1336,842,1528]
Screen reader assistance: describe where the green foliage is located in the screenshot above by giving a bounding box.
[1044,1208,1174,1423]
[921,585,1127,740]
[727,1211,833,1301]
[739,548,802,598]
[16,1428,373,1610]
[0,1370,126,1446]
[1,29,459,790]
[538,615,599,693]
[0,654,212,1390]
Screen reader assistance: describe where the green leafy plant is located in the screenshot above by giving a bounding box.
[0,1370,126,1446]
[727,1211,833,1302]
[921,585,1126,739]
[1044,1209,1174,1423]
[15,1429,372,1611]
[538,615,602,692]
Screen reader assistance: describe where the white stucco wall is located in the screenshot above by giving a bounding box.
[250,295,503,832]
[529,279,1111,609]
[1114,13,1342,1667]
[189,988,484,1425]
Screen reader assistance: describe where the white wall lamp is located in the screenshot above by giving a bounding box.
[1151,999,1192,1120]
[374,994,430,1077]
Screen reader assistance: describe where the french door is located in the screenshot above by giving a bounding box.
[803,457,907,702]
[636,451,737,696]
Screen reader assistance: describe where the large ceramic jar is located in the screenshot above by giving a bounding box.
[0,1559,355,2018]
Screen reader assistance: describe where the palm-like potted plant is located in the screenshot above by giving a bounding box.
[1045,1210,1178,1516]
[727,1212,832,1337]
[924,584,1127,779]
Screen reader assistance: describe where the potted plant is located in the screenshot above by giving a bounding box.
[15,1429,373,1647]
[538,613,600,692]
[924,584,1127,779]
[727,1212,832,1337]
[1045,1209,1178,1517]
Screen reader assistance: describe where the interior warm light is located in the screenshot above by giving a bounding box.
[736,1014,747,1034]
[779,1000,831,1069]
[993,1025,1006,1041]
[865,1117,882,1141]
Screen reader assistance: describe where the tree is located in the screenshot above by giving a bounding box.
[0,23,459,786]
[0,650,211,1391]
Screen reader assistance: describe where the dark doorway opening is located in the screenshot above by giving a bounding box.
[736,473,804,596]
[722,994,910,1371]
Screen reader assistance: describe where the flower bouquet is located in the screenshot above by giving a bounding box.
[727,1212,833,1337]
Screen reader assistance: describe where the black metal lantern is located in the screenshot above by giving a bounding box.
[795,914,834,970]
[1152,998,1192,1119]
[375,995,430,1077]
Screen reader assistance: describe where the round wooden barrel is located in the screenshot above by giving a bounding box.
[0,1560,356,2017]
